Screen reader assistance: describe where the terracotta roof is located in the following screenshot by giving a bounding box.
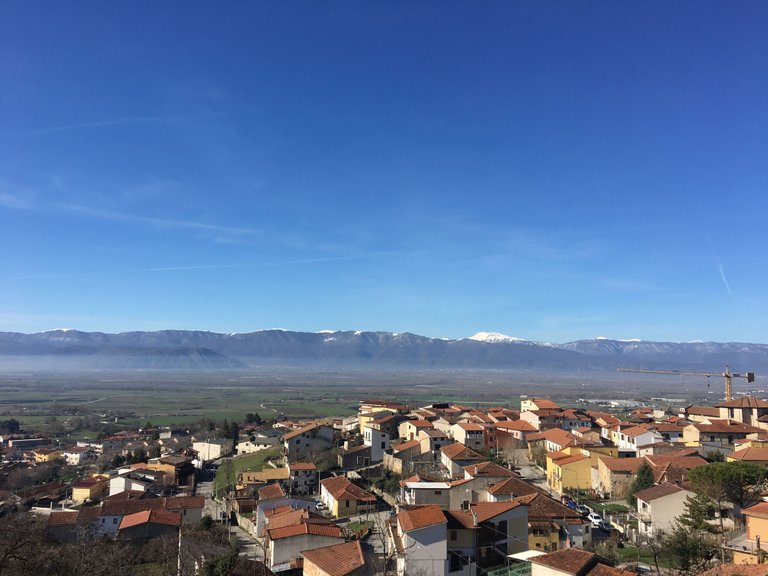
[530,547,596,574]
[691,419,762,434]
[727,447,768,462]
[440,443,484,460]
[47,511,79,527]
[718,396,768,409]
[699,564,768,576]
[468,501,523,523]
[743,501,768,518]
[634,483,686,502]
[164,495,205,510]
[283,423,321,441]
[405,419,433,428]
[393,439,421,453]
[528,399,561,410]
[600,457,644,473]
[455,422,484,431]
[301,540,365,576]
[320,476,376,502]
[101,498,165,516]
[268,522,343,540]
[548,451,589,466]
[621,425,651,437]
[267,508,328,530]
[258,483,286,500]
[288,462,317,471]
[464,461,515,478]
[495,420,537,432]
[513,493,583,521]
[119,509,181,530]
[487,477,540,497]
[686,405,721,417]
[526,428,579,447]
[398,504,447,532]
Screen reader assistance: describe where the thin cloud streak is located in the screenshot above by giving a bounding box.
[4,255,364,282]
[718,260,733,295]
[29,115,192,134]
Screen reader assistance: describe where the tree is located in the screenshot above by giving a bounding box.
[663,521,719,574]
[677,492,717,533]
[627,461,655,507]
[688,461,767,514]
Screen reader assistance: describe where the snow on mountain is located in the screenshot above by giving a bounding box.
[469,332,525,343]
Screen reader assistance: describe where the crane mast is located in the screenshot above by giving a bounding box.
[617,366,755,402]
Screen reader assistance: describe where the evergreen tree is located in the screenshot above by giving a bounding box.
[677,492,717,533]
[627,461,655,506]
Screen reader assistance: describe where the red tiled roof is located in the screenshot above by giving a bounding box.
[440,443,484,460]
[487,477,540,497]
[301,540,365,576]
[283,423,321,441]
[119,509,181,530]
[727,447,768,462]
[600,457,644,473]
[320,476,376,503]
[742,501,768,518]
[398,505,447,532]
[634,483,687,503]
[468,501,523,523]
[258,483,286,500]
[268,522,342,540]
[456,422,484,431]
[530,548,596,574]
[288,462,317,470]
[495,420,537,432]
[513,493,583,521]
[464,461,515,478]
[621,425,651,437]
[718,396,768,409]
[47,511,79,527]
[686,405,721,417]
[691,419,762,434]
[393,439,421,453]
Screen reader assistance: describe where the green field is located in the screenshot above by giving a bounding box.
[213,446,282,495]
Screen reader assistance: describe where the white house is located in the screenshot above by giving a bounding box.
[450,422,485,452]
[363,425,390,462]
[282,424,334,462]
[392,505,448,576]
[192,438,234,461]
[237,435,279,455]
[267,523,344,572]
[635,483,694,536]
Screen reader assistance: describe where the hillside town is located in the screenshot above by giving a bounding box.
[4,394,768,575]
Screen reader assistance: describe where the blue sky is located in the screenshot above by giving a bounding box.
[1,2,767,343]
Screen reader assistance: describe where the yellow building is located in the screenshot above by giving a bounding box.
[357,400,408,432]
[32,448,62,463]
[546,449,591,496]
[319,476,376,518]
[71,475,109,503]
[729,501,768,565]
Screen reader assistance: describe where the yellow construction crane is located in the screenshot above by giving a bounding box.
[617,366,755,402]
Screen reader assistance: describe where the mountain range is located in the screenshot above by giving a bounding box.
[1,329,767,373]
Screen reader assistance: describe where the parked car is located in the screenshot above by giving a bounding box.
[575,504,590,516]
[587,512,603,526]
[598,520,612,531]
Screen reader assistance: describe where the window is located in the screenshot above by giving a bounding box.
[113,518,118,524]
[450,530,457,541]
[434,490,442,495]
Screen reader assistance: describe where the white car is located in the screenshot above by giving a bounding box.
[587,512,603,526]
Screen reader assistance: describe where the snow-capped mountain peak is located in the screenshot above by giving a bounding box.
[469,332,524,343]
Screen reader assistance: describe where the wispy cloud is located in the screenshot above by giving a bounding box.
[717,258,733,295]
[29,115,191,134]
[4,255,364,282]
